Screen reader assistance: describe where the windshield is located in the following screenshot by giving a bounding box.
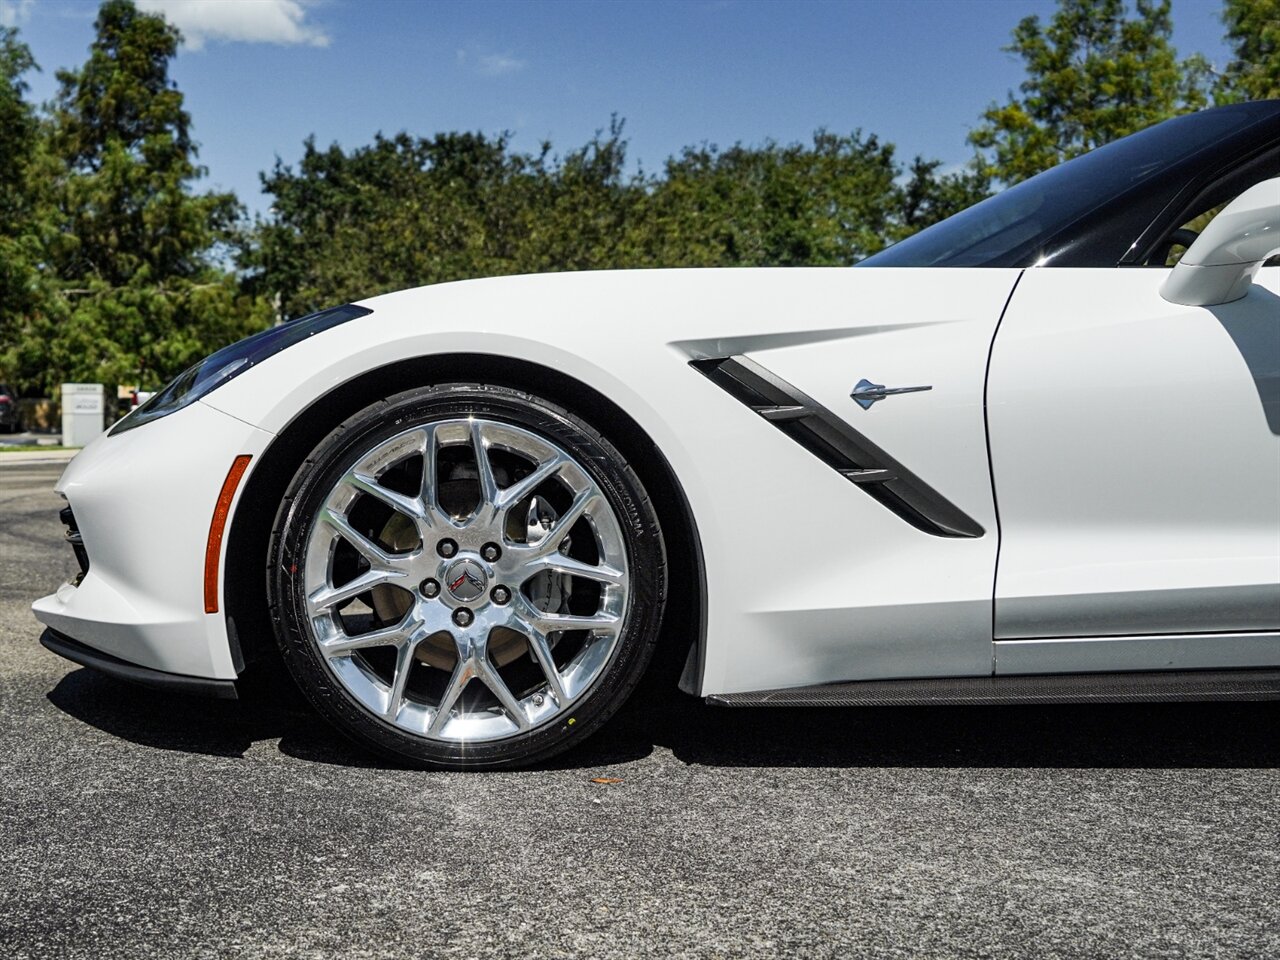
[864,104,1275,268]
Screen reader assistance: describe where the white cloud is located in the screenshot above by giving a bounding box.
[476,52,525,77]
[136,0,330,51]
[456,46,526,77]
[0,0,34,28]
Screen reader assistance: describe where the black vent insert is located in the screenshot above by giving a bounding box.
[60,505,90,584]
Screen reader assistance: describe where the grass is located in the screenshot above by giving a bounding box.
[0,445,77,453]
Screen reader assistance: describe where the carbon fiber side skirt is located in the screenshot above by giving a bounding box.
[707,669,1280,706]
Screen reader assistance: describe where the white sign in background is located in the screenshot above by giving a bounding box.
[61,383,106,446]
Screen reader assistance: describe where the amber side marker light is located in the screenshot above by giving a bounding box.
[204,455,252,614]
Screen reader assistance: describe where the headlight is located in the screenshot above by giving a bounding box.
[111,303,373,435]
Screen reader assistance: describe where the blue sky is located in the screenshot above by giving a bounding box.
[3,0,1232,215]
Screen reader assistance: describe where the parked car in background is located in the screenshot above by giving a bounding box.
[0,385,19,433]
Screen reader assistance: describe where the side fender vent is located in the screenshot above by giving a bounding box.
[691,356,983,539]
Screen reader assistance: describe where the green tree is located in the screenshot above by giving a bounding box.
[0,27,36,230]
[248,123,654,319]
[0,26,50,392]
[641,130,903,266]
[248,124,937,316]
[36,0,267,393]
[1217,0,1280,101]
[970,0,1210,184]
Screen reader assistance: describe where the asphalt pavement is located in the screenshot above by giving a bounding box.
[2,461,1277,959]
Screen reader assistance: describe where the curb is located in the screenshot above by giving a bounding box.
[0,449,80,466]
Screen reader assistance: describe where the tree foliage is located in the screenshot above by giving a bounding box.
[0,27,36,223]
[1,1,269,395]
[248,124,968,319]
[38,0,268,393]
[247,125,648,319]
[642,131,903,267]
[1218,0,1280,101]
[0,27,45,378]
[970,0,1211,183]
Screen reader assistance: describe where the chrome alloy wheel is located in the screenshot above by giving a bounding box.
[302,417,630,743]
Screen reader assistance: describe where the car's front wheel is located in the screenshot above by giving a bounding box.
[268,383,666,769]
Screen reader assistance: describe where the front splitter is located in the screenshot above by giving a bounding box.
[40,627,238,700]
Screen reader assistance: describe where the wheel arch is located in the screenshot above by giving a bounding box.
[224,352,707,695]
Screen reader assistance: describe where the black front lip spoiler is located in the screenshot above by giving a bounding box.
[40,627,238,700]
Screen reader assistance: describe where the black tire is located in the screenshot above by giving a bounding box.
[268,383,667,769]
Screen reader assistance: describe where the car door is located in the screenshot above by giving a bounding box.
[986,250,1280,675]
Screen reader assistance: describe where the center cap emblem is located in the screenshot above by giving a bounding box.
[444,558,488,602]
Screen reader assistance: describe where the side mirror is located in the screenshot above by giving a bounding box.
[1161,177,1280,307]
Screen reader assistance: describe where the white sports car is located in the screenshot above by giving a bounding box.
[34,101,1280,768]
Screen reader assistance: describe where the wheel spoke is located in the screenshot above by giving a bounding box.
[474,656,531,730]
[530,488,596,557]
[428,659,474,736]
[309,567,401,611]
[528,553,625,586]
[345,471,426,522]
[319,620,412,657]
[529,610,621,634]
[515,617,569,705]
[497,455,565,510]
[384,636,419,719]
[419,426,439,524]
[470,420,500,509]
[319,508,399,568]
